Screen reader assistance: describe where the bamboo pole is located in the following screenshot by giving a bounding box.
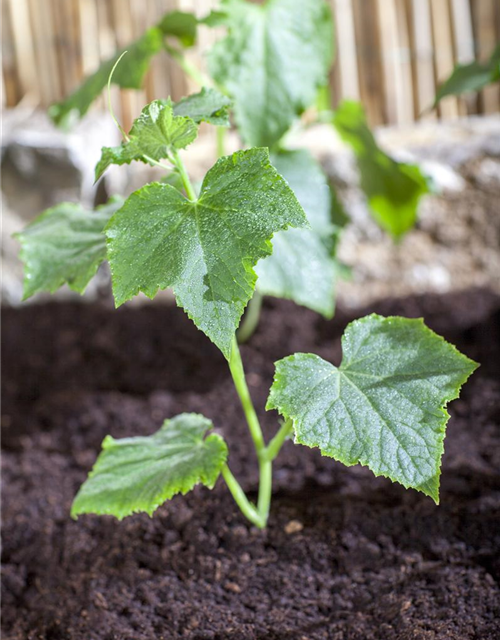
[351,0,385,124]
[450,0,475,115]
[7,0,37,102]
[376,0,413,124]
[332,0,360,101]
[430,0,459,119]
[472,0,500,114]
[409,0,437,119]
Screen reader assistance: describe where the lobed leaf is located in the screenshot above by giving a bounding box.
[434,44,500,105]
[71,413,228,520]
[333,101,429,239]
[95,100,198,181]
[14,197,123,300]
[105,148,308,359]
[95,88,232,181]
[267,314,478,502]
[256,149,344,317]
[49,11,199,128]
[209,0,334,148]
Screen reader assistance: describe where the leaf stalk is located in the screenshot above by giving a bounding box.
[172,151,197,201]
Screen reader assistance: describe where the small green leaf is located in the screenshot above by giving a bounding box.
[157,10,199,48]
[267,314,478,502]
[49,11,199,128]
[434,44,500,105]
[256,149,342,317]
[71,413,227,520]
[14,197,123,300]
[106,148,308,358]
[209,0,334,147]
[333,101,429,239]
[49,27,164,128]
[173,87,232,126]
[95,100,198,181]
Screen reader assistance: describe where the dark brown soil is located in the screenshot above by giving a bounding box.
[2,289,500,640]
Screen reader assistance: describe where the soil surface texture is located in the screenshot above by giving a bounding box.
[2,289,500,640]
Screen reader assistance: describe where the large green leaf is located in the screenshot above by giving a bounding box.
[15,197,123,300]
[71,413,227,520]
[209,0,334,147]
[95,89,232,181]
[49,12,199,128]
[434,43,500,105]
[267,314,478,502]
[106,148,308,358]
[95,100,198,181]
[256,149,343,317]
[333,101,429,239]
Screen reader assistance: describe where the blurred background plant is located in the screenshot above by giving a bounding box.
[2,0,500,308]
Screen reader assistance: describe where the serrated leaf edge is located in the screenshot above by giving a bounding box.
[266,314,479,503]
[71,413,228,520]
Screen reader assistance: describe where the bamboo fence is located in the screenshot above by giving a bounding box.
[2,0,500,129]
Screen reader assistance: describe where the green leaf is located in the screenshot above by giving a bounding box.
[71,413,227,520]
[49,12,199,128]
[256,149,342,317]
[95,100,198,181]
[173,87,232,126]
[157,10,198,48]
[14,197,124,300]
[106,148,308,358]
[209,0,334,147]
[434,44,500,105]
[267,314,478,502]
[49,27,164,128]
[333,101,429,239]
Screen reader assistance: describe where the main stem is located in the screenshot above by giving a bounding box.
[167,153,289,528]
[229,336,275,527]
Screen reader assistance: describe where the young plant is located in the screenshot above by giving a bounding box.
[48,0,430,329]
[16,86,478,528]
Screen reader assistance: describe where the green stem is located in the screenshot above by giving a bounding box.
[263,419,293,461]
[221,465,264,528]
[237,292,263,344]
[172,151,197,201]
[229,336,265,452]
[257,458,272,523]
[163,43,211,88]
[227,335,275,527]
[216,126,226,158]
[142,154,173,172]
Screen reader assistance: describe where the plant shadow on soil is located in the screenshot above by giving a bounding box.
[2,288,500,640]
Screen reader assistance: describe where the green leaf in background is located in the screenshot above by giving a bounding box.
[106,148,308,358]
[209,0,334,148]
[95,100,198,180]
[267,314,478,502]
[157,10,199,48]
[434,43,500,105]
[49,27,163,128]
[332,101,429,239]
[172,87,232,126]
[49,11,199,128]
[14,197,124,300]
[256,149,344,317]
[71,413,228,520]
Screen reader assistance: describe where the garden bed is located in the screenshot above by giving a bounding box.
[2,289,500,639]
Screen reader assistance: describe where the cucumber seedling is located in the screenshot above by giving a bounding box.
[16,87,478,528]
